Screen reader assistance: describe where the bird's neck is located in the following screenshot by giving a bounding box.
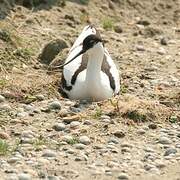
[86,43,104,82]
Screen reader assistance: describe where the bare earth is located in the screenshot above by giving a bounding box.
[0,0,180,180]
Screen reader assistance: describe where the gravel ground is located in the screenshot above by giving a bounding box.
[0,0,180,179]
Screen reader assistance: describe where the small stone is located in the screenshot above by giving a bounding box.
[35,94,45,101]
[144,164,156,171]
[137,129,146,135]
[62,135,73,142]
[0,104,11,111]
[70,121,80,128]
[83,120,92,125]
[53,123,66,131]
[17,112,28,118]
[118,173,129,179]
[148,123,157,129]
[49,101,61,110]
[121,143,133,148]
[63,115,80,124]
[0,132,10,139]
[158,136,172,144]
[160,37,168,45]
[8,157,20,164]
[0,95,5,102]
[136,45,145,51]
[74,143,86,150]
[21,130,35,138]
[157,47,166,55]
[79,136,91,145]
[137,20,150,26]
[114,24,123,33]
[42,149,57,157]
[164,148,177,156]
[48,175,60,180]
[18,173,31,180]
[108,137,119,144]
[113,130,125,138]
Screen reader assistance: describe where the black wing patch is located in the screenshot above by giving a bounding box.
[71,53,88,85]
[61,73,72,91]
[101,54,116,91]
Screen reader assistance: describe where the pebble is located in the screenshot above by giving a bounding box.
[0,104,11,111]
[164,148,177,156]
[0,94,5,102]
[83,120,92,125]
[17,112,29,118]
[157,47,166,55]
[48,101,61,110]
[62,135,73,142]
[8,157,20,164]
[0,132,10,139]
[136,45,145,51]
[53,123,66,131]
[114,24,123,33]
[70,121,80,128]
[74,143,86,150]
[18,173,31,180]
[108,137,119,144]
[79,136,91,145]
[42,149,57,157]
[118,173,129,179]
[160,37,168,45]
[148,123,157,129]
[113,130,126,138]
[158,136,172,144]
[137,129,146,135]
[47,175,60,180]
[35,94,45,101]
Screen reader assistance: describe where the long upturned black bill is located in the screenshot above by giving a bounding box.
[51,49,85,69]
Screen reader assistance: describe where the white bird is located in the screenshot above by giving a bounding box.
[59,25,120,101]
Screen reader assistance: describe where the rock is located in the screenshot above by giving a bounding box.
[47,175,60,180]
[42,149,57,157]
[114,24,123,33]
[160,37,168,45]
[70,121,80,129]
[17,112,29,118]
[118,173,129,179]
[35,94,45,101]
[0,104,11,111]
[113,130,125,138]
[148,123,157,129]
[21,130,35,138]
[18,173,31,180]
[0,95,5,102]
[63,115,80,124]
[121,143,133,148]
[157,47,166,55]
[0,132,10,139]
[8,157,20,164]
[83,120,92,125]
[108,137,119,144]
[53,123,66,131]
[39,39,68,65]
[137,129,146,135]
[164,148,177,156]
[48,101,61,110]
[158,136,172,144]
[136,45,145,51]
[79,136,91,145]
[62,135,73,143]
[137,20,150,26]
[74,143,86,150]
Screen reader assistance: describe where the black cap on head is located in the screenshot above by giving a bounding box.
[82,34,103,51]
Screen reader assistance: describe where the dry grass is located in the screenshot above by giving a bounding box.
[0,69,61,101]
[101,94,175,123]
